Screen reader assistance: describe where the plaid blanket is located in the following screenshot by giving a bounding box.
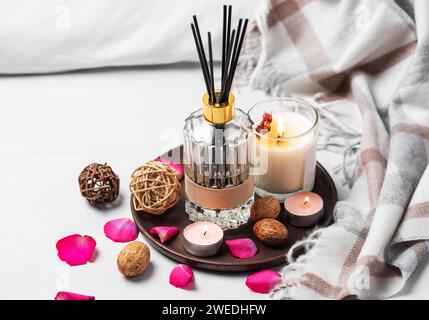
[241,0,429,299]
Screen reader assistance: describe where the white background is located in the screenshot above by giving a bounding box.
[0,65,427,299]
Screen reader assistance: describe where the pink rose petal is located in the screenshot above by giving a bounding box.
[55,291,95,300]
[150,226,180,243]
[56,234,96,266]
[155,157,184,180]
[169,264,194,289]
[246,270,282,294]
[104,218,139,243]
[225,238,258,259]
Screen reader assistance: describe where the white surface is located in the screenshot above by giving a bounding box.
[0,65,427,300]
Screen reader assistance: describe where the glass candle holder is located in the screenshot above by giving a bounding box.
[183,91,255,230]
[248,98,318,202]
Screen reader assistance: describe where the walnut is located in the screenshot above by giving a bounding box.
[117,241,150,277]
[250,196,281,222]
[253,219,288,246]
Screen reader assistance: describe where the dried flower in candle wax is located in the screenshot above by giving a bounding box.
[255,112,273,135]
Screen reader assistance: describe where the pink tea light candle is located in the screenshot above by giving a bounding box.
[183,221,224,257]
[284,192,324,227]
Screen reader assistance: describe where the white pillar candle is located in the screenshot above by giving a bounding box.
[249,98,318,201]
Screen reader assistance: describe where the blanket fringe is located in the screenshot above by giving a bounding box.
[271,229,324,299]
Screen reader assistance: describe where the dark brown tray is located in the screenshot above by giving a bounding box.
[131,146,337,272]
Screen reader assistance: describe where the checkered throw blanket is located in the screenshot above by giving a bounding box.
[240,0,429,299]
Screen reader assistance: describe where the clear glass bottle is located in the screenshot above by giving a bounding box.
[183,92,254,230]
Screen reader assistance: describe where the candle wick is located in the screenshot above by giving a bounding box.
[202,225,209,237]
[303,196,310,208]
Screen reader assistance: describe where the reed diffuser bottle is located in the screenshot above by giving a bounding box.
[184,6,254,230]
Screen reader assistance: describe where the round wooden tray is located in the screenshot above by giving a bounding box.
[131,146,337,272]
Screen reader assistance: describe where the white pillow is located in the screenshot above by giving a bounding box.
[0,0,260,74]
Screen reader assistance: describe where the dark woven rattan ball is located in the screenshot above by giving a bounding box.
[78,163,120,205]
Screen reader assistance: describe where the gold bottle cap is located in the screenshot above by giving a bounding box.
[203,91,235,125]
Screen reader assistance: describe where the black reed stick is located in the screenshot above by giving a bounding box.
[193,15,213,101]
[220,29,236,104]
[220,18,242,103]
[227,5,232,54]
[191,23,211,98]
[190,6,248,106]
[208,32,216,104]
[221,5,227,90]
[224,19,249,101]
[229,19,242,70]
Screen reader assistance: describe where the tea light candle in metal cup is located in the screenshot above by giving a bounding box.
[183,221,224,257]
[284,192,324,227]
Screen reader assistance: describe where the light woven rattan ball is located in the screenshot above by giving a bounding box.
[130,161,181,215]
[78,163,120,205]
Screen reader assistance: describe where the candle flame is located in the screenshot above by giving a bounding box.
[203,225,208,236]
[277,117,285,138]
[304,196,310,208]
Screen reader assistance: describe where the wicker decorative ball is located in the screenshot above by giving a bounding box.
[130,161,181,215]
[78,163,120,205]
